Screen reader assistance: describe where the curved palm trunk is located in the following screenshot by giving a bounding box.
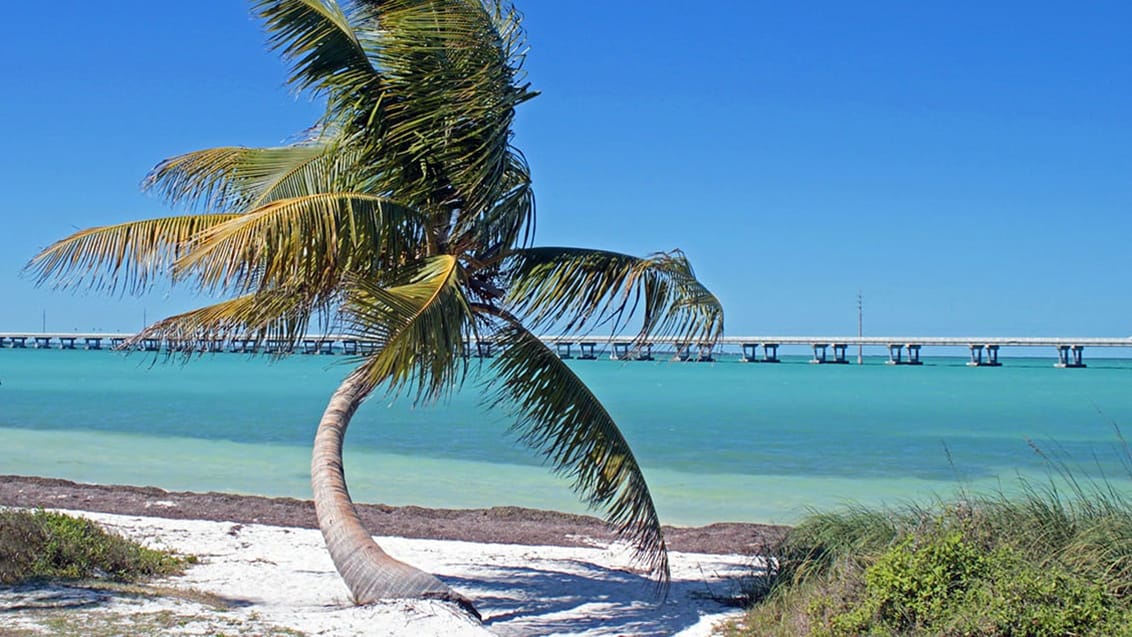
[312,369,479,618]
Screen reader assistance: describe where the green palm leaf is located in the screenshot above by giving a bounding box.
[486,317,670,587]
[258,0,536,241]
[175,193,425,294]
[127,286,322,353]
[450,148,535,257]
[505,247,724,344]
[25,214,239,294]
[372,0,536,216]
[256,0,380,113]
[342,254,473,402]
[145,142,369,212]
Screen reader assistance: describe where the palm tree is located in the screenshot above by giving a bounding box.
[27,0,723,615]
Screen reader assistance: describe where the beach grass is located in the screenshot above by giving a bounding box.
[0,509,191,585]
[724,444,1132,636]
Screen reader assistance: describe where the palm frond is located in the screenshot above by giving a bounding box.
[504,247,724,344]
[486,316,670,588]
[451,147,535,258]
[174,193,425,294]
[342,254,473,403]
[144,143,368,212]
[256,0,380,112]
[361,0,537,216]
[126,286,322,354]
[257,0,538,244]
[25,214,239,294]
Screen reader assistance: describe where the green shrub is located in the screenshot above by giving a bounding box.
[0,508,49,584]
[820,526,1123,637]
[730,496,1132,637]
[826,528,987,634]
[951,553,1118,637]
[727,435,1132,636]
[0,509,191,585]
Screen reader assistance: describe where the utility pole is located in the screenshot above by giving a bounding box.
[857,291,863,365]
[41,310,46,333]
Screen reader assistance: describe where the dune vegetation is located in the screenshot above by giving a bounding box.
[0,509,190,585]
[727,446,1132,636]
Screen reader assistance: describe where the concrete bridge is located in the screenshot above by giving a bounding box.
[716,336,1131,368]
[2,332,1129,368]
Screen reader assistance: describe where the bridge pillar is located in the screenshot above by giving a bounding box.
[301,339,332,354]
[886,344,904,365]
[578,342,597,360]
[84,337,102,350]
[906,344,923,365]
[763,343,780,363]
[832,343,849,364]
[555,342,573,359]
[342,340,358,355]
[1072,345,1086,367]
[1054,345,1086,368]
[985,345,1002,366]
[696,343,714,362]
[674,343,691,361]
[34,336,52,349]
[638,342,654,361]
[611,342,631,360]
[0,336,6,348]
[966,344,1001,367]
[741,343,759,362]
[11,336,27,348]
[967,344,984,366]
[476,341,494,358]
[110,337,126,350]
[810,343,828,364]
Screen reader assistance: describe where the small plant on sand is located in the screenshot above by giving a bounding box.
[0,509,191,584]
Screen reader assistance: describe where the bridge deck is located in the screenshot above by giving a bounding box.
[1,333,1129,348]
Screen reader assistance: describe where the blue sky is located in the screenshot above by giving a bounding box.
[1,1,1130,337]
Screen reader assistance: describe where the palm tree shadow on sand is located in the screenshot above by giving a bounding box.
[442,558,758,636]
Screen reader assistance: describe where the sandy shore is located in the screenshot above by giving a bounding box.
[0,477,783,636]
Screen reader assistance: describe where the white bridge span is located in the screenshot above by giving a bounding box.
[2,332,1130,368]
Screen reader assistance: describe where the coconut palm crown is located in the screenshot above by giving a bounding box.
[27,0,723,611]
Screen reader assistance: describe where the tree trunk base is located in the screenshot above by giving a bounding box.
[311,369,479,620]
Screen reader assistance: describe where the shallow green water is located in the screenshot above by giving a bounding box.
[2,349,1130,525]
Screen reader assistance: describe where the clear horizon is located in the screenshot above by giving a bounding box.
[1,2,1129,336]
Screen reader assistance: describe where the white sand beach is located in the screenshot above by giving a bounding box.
[0,510,760,636]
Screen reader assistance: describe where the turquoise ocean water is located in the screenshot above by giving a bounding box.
[2,348,1131,526]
